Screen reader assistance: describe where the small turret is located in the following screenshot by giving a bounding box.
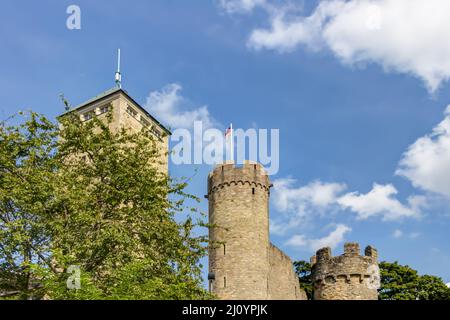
[310,242,380,300]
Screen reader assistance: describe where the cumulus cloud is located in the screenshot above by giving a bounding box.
[244,0,450,92]
[272,178,422,225]
[285,224,351,251]
[273,178,346,215]
[270,179,346,234]
[145,83,216,129]
[447,283,450,288]
[218,0,266,13]
[337,183,424,221]
[397,106,450,198]
[392,229,420,239]
[269,218,301,236]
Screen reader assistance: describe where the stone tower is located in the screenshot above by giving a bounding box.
[311,243,380,300]
[59,87,171,174]
[207,161,305,300]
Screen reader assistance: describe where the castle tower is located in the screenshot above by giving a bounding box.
[310,243,380,300]
[59,87,171,174]
[207,161,271,300]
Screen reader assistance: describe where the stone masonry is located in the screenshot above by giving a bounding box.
[207,161,306,300]
[311,243,380,300]
[60,87,170,175]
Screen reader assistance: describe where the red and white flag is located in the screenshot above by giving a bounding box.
[225,126,232,137]
[225,124,234,161]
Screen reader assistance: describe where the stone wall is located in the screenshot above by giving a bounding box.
[117,93,169,174]
[268,243,306,300]
[311,243,379,300]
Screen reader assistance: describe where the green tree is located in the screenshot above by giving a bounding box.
[0,109,211,300]
[293,260,313,300]
[0,112,58,299]
[379,261,450,300]
[293,259,450,300]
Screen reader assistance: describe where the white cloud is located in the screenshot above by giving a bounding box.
[397,106,450,198]
[145,83,216,129]
[431,248,441,254]
[273,178,346,215]
[248,2,334,53]
[393,229,421,239]
[447,282,450,288]
[269,218,301,236]
[393,229,403,238]
[218,0,266,13]
[246,0,450,92]
[272,178,422,224]
[285,224,351,251]
[337,183,423,221]
[270,179,346,234]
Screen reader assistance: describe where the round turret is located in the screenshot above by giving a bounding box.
[207,161,271,300]
[310,242,380,300]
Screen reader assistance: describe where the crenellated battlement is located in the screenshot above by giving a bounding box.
[310,242,380,300]
[207,161,271,195]
[311,243,378,266]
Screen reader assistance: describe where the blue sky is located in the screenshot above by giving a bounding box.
[1,0,450,284]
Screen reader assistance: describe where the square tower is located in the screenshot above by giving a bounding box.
[59,87,171,174]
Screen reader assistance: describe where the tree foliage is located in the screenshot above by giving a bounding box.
[0,109,211,300]
[0,112,58,299]
[379,261,450,300]
[293,260,313,300]
[294,259,450,300]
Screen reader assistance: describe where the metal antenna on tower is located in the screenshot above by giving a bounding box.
[115,49,122,89]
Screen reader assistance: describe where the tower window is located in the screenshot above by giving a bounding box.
[126,105,138,118]
[83,111,94,121]
[99,105,109,115]
[223,244,226,255]
[152,127,162,138]
[141,117,150,127]
[224,277,226,288]
[252,188,255,195]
